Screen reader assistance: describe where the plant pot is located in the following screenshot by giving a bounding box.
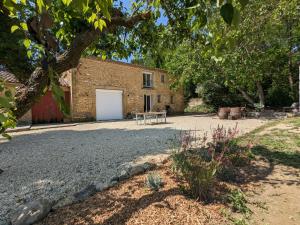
[218,107,230,119]
[229,107,241,120]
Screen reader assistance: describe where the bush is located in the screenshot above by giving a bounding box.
[171,125,248,202]
[197,80,246,109]
[145,173,163,191]
[227,189,251,214]
[266,85,294,107]
[184,104,215,113]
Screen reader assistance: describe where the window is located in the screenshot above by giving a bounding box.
[143,73,153,88]
[157,94,161,103]
[161,74,165,83]
[170,95,174,104]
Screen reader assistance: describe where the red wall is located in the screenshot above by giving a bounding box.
[32,91,70,124]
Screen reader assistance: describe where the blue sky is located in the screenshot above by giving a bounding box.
[118,1,168,62]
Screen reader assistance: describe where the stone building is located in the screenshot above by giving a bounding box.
[70,57,184,121]
[0,58,184,123]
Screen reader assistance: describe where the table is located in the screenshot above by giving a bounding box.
[135,111,167,125]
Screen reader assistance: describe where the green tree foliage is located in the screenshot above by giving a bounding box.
[0,80,16,138]
[162,0,300,108]
[0,0,247,135]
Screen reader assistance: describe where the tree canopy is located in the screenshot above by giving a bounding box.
[138,0,300,109]
[0,0,252,136]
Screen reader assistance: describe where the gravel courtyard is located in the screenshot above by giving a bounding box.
[0,115,266,224]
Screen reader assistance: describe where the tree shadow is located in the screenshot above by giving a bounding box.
[41,182,182,225]
[252,145,300,169]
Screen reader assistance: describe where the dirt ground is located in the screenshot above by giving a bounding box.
[247,163,300,225]
[245,121,300,225]
[37,163,227,225]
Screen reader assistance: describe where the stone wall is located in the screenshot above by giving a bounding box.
[70,58,185,121]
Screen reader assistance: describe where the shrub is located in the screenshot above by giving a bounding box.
[184,104,215,113]
[171,125,245,202]
[227,189,251,214]
[197,80,246,109]
[145,173,163,191]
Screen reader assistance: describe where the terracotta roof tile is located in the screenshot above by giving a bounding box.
[84,57,167,73]
[0,70,20,83]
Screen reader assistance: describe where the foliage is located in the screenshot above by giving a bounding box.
[197,80,246,109]
[227,189,251,214]
[0,81,16,138]
[161,0,300,108]
[0,0,252,123]
[184,104,215,114]
[145,172,163,191]
[171,125,244,202]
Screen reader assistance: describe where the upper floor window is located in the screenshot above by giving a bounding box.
[143,72,153,88]
[161,74,165,83]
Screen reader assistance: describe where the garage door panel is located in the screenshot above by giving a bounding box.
[96,89,123,120]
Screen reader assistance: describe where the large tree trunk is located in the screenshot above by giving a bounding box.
[286,18,294,94]
[236,87,255,106]
[14,29,99,119]
[256,82,265,106]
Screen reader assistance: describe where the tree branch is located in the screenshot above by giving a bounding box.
[14,10,151,119]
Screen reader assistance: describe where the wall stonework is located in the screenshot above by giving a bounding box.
[71,58,184,121]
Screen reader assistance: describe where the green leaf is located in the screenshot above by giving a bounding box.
[94,19,106,31]
[27,50,32,58]
[232,8,240,26]
[4,90,12,98]
[23,39,31,49]
[0,96,12,108]
[62,0,72,6]
[0,113,7,123]
[20,22,28,30]
[238,0,249,8]
[220,3,234,25]
[36,0,44,13]
[11,25,19,33]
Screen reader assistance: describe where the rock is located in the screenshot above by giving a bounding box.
[110,176,119,182]
[128,165,145,176]
[73,184,96,202]
[95,182,109,192]
[142,162,156,171]
[118,170,130,181]
[108,180,118,187]
[0,169,3,174]
[11,199,52,225]
[53,196,75,209]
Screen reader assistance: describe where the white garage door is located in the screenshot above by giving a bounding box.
[96,89,123,120]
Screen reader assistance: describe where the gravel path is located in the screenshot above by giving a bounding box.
[0,115,266,224]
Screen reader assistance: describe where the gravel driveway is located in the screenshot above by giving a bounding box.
[0,115,266,224]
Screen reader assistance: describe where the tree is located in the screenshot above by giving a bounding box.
[161,0,300,108]
[0,0,250,137]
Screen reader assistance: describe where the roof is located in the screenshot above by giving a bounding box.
[0,69,70,87]
[84,57,168,73]
[0,70,20,83]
